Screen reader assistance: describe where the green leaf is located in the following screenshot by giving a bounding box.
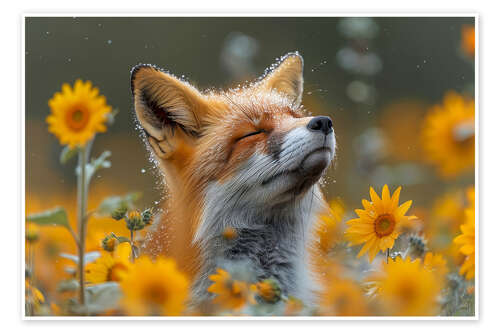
[76,150,112,185]
[63,266,77,275]
[60,251,101,265]
[71,282,122,314]
[86,282,122,313]
[57,279,79,292]
[116,236,131,244]
[106,108,119,126]
[96,192,142,216]
[26,207,70,228]
[60,145,79,164]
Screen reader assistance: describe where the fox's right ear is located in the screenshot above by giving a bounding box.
[254,52,304,108]
[131,65,208,159]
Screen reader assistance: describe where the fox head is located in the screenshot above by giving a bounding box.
[131,52,335,261]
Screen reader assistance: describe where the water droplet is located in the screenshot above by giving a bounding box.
[107,40,112,45]
[67,58,71,62]
[45,31,50,35]
[141,168,146,174]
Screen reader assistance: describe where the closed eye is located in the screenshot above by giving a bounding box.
[235,130,265,142]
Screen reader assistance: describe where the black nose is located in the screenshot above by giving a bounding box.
[307,116,333,135]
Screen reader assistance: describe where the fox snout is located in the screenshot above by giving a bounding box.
[289,115,335,193]
[307,116,333,135]
[301,115,335,180]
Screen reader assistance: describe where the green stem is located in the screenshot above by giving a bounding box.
[26,244,34,316]
[77,144,89,306]
[130,230,135,263]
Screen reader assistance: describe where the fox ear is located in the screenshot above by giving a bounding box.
[256,52,304,107]
[131,65,207,159]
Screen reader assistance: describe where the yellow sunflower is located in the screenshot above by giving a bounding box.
[85,242,131,284]
[222,227,238,240]
[254,279,281,303]
[25,222,40,243]
[120,256,189,316]
[423,252,449,278]
[319,277,369,316]
[427,190,467,241]
[207,268,255,311]
[367,256,442,316]
[461,25,475,58]
[454,187,475,280]
[25,279,45,306]
[421,91,475,178]
[345,185,416,262]
[47,79,111,148]
[315,198,345,253]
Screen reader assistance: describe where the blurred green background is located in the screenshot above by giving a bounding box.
[25,17,475,210]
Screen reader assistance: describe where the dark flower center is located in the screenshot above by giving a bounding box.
[374,214,396,237]
[66,107,90,131]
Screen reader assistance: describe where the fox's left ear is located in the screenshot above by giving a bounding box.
[255,52,304,107]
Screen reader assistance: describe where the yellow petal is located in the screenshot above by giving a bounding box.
[370,187,384,215]
[357,236,376,258]
[460,244,475,256]
[362,199,373,211]
[368,240,381,262]
[381,185,390,211]
[395,200,412,218]
[390,186,402,211]
[379,237,395,251]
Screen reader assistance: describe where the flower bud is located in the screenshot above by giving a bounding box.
[408,234,427,258]
[222,227,238,240]
[101,233,117,252]
[255,279,281,303]
[111,206,128,221]
[26,223,40,243]
[141,209,153,226]
[126,210,144,231]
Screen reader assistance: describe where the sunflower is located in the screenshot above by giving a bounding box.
[207,268,255,311]
[319,277,369,316]
[421,91,475,178]
[345,185,416,262]
[461,25,475,58]
[254,279,281,304]
[427,190,467,241]
[120,256,189,316]
[315,198,345,253]
[222,227,238,240]
[423,252,449,278]
[47,80,111,148]
[25,222,40,243]
[85,242,131,284]
[454,187,475,280]
[367,256,442,316]
[25,192,130,299]
[25,279,45,306]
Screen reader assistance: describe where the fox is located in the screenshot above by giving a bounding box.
[130,52,336,309]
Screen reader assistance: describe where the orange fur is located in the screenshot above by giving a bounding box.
[132,54,314,280]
